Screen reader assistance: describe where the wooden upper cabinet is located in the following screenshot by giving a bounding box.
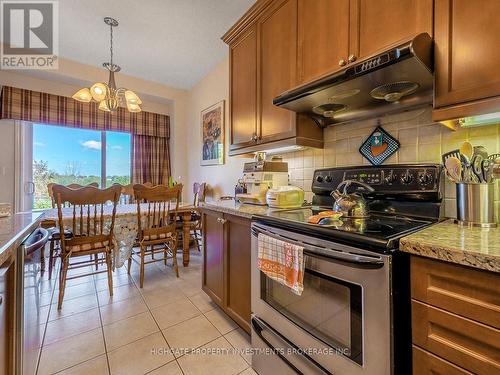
[258,0,298,143]
[350,0,433,60]
[297,0,350,83]
[434,0,500,111]
[230,25,258,149]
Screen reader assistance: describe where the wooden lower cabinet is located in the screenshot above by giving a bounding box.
[202,209,224,306]
[412,346,473,375]
[410,256,500,374]
[0,255,16,375]
[224,214,251,333]
[202,209,251,333]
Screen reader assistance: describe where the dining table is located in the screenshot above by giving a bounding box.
[42,202,198,269]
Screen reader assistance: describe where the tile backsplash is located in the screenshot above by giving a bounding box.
[278,107,500,219]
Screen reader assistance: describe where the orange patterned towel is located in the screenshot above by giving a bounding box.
[257,233,305,295]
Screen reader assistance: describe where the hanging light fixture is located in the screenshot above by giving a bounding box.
[72,17,142,113]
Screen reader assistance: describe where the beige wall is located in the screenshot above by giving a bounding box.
[0,57,189,187]
[2,53,498,220]
[0,56,190,199]
[183,56,253,202]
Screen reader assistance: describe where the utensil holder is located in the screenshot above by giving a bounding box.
[456,183,497,227]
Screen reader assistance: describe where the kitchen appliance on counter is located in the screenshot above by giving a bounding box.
[266,186,305,209]
[234,179,247,197]
[236,160,288,205]
[251,164,443,375]
[273,33,433,127]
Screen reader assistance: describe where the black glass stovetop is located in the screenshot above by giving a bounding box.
[255,207,435,252]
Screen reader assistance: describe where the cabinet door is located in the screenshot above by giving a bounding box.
[412,300,500,374]
[0,257,15,375]
[297,0,350,83]
[230,25,258,150]
[350,0,433,60]
[434,0,500,108]
[202,210,224,307]
[258,0,298,143]
[224,214,251,333]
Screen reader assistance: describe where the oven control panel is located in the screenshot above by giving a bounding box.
[312,164,443,194]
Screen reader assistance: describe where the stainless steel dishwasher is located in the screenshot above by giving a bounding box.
[16,227,49,375]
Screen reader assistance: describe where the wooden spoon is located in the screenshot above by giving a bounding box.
[445,156,462,183]
[460,141,474,160]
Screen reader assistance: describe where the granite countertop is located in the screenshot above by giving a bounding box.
[0,211,45,265]
[200,200,281,219]
[400,220,500,273]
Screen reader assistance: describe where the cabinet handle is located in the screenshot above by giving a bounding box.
[348,54,357,63]
[0,295,2,305]
[220,219,227,225]
[251,134,258,142]
[338,59,347,67]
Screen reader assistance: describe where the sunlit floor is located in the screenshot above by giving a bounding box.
[33,248,255,375]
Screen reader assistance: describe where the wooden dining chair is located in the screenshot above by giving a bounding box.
[52,184,121,309]
[48,182,99,208]
[130,184,182,288]
[190,182,206,251]
[118,182,154,204]
[45,182,99,279]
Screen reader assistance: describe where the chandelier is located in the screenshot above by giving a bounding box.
[72,17,142,113]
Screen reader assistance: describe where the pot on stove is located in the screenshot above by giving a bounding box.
[331,180,375,218]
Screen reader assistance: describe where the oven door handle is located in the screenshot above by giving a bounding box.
[252,227,385,267]
[252,316,331,375]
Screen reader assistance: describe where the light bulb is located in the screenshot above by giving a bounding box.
[72,88,92,102]
[90,83,108,101]
[126,102,142,113]
[98,100,111,112]
[124,90,142,105]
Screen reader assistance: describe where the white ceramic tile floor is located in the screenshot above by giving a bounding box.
[34,248,254,375]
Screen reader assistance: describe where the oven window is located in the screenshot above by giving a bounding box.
[261,268,363,365]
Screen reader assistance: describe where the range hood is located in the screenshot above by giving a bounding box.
[273,33,433,127]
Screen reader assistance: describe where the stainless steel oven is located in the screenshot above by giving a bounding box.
[251,222,394,375]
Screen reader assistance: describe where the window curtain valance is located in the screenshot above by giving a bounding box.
[0,86,169,138]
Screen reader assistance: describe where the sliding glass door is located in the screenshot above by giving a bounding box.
[31,123,131,209]
[105,131,132,187]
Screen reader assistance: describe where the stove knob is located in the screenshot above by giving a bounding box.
[419,173,433,185]
[316,175,324,183]
[384,173,396,184]
[325,175,333,183]
[400,170,414,185]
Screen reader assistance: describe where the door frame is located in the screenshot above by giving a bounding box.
[14,121,33,213]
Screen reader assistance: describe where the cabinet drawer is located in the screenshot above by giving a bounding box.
[413,346,472,375]
[411,256,500,329]
[412,300,500,374]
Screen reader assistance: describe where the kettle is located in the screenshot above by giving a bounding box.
[330,180,374,218]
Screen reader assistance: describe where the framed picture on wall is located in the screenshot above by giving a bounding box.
[200,100,224,166]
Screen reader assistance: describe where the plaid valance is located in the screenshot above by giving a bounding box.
[0,86,169,138]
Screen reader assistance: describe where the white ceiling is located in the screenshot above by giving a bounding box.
[57,0,255,90]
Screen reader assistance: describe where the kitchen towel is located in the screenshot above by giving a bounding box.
[257,233,305,295]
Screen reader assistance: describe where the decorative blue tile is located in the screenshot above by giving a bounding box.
[359,126,400,165]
